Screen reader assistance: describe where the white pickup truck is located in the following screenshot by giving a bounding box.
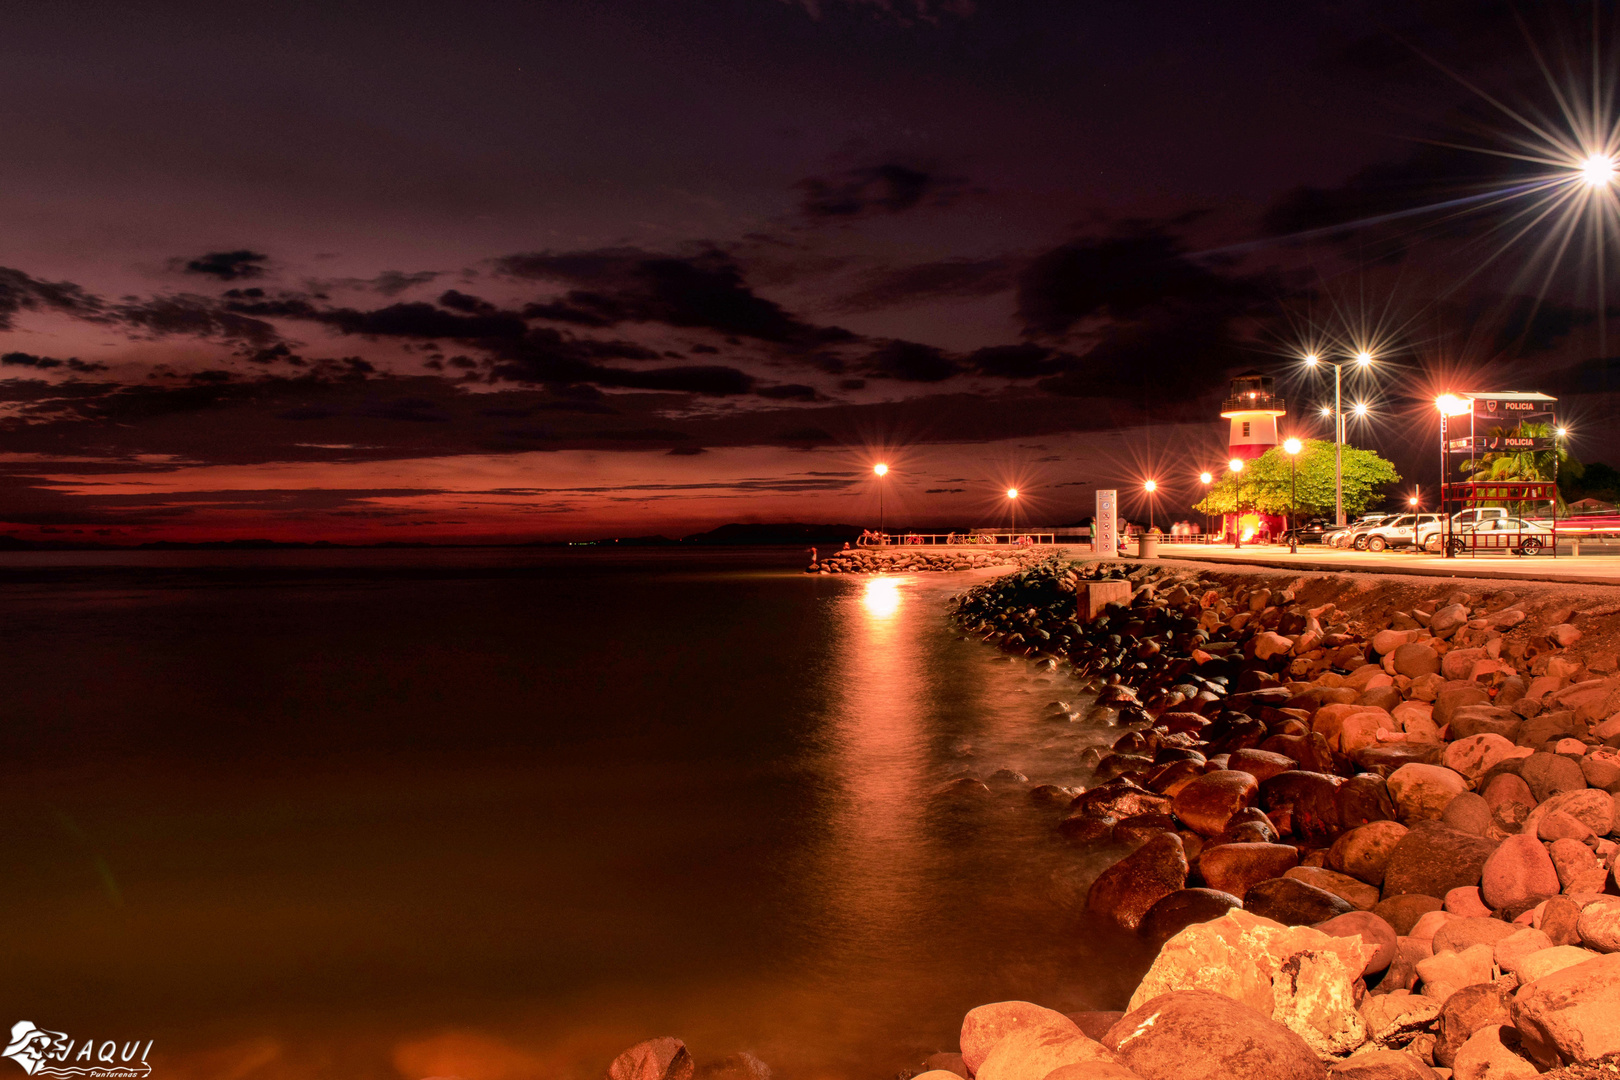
[1416,508,1509,553]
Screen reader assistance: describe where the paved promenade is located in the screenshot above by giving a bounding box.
[1066,541,1620,586]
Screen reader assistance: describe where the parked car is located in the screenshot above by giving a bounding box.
[1360,513,1443,552]
[1447,516,1553,556]
[1416,507,1509,553]
[1280,518,1331,545]
[1345,515,1400,550]
[1325,514,1390,548]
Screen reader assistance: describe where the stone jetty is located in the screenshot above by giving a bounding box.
[808,545,1057,574]
[603,556,1620,1080]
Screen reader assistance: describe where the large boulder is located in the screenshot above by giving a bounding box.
[1511,952,1620,1068]
[1519,752,1588,803]
[974,1023,1120,1080]
[1386,764,1468,823]
[1578,899,1620,953]
[1285,866,1380,910]
[1199,842,1299,898]
[1479,834,1560,911]
[1330,821,1409,886]
[1314,910,1398,974]
[1260,771,1345,845]
[1088,832,1189,931]
[607,1038,695,1080]
[1392,642,1441,679]
[1381,821,1499,901]
[1173,771,1260,837]
[1442,734,1521,783]
[1245,878,1355,926]
[959,1001,1082,1076]
[1434,982,1513,1068]
[1450,1025,1539,1080]
[1139,888,1244,948]
[1525,788,1616,838]
[1103,989,1323,1080]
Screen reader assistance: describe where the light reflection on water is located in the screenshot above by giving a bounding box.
[0,552,1146,1080]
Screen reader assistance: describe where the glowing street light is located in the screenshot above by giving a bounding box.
[1283,438,1302,553]
[1352,402,1370,417]
[1229,457,1244,549]
[1304,350,1377,526]
[1006,487,1019,538]
[1435,394,1473,559]
[873,463,889,539]
[1143,479,1158,533]
[1583,152,1616,187]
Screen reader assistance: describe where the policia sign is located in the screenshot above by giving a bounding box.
[1445,391,1558,452]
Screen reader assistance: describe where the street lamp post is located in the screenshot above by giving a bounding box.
[873,463,889,541]
[1305,351,1372,527]
[1229,457,1244,549]
[1006,488,1019,541]
[1199,471,1212,540]
[1144,479,1157,534]
[1284,437,1302,554]
[1436,395,1471,559]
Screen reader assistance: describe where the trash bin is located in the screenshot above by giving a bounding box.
[1138,534,1159,559]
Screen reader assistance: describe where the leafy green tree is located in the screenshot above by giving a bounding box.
[1194,439,1400,518]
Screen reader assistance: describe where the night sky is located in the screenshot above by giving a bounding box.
[3,0,1616,543]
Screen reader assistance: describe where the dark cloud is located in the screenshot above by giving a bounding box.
[798,164,964,219]
[497,247,849,344]
[0,352,109,373]
[861,339,959,382]
[0,267,103,330]
[963,344,1073,380]
[756,383,821,401]
[182,250,269,281]
[116,295,282,344]
[831,257,1013,313]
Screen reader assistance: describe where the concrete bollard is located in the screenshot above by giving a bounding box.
[1138,534,1159,559]
[1077,579,1131,623]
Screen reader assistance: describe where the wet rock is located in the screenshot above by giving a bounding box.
[1104,989,1324,1080]
[959,1001,1082,1076]
[1451,1025,1538,1080]
[1226,748,1298,783]
[1087,832,1189,931]
[1338,774,1398,829]
[1244,877,1355,926]
[1480,834,1560,910]
[1030,784,1079,807]
[1520,751,1589,803]
[1382,821,1500,901]
[1260,770,1344,845]
[1387,764,1468,823]
[1058,813,1116,844]
[1199,842,1300,898]
[1373,894,1444,935]
[1434,982,1513,1068]
[1315,909,1398,974]
[1331,820,1410,886]
[1286,866,1380,910]
[1577,899,1620,953]
[1113,813,1179,845]
[1172,771,1260,837]
[1511,952,1620,1068]
[1139,888,1244,948]
[1415,941,1494,1002]
[1070,782,1175,820]
[607,1037,695,1080]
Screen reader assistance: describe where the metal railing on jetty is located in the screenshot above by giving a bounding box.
[856,527,1089,547]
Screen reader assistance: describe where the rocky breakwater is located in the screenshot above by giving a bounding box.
[918,559,1620,1079]
[808,546,1058,574]
[599,559,1620,1080]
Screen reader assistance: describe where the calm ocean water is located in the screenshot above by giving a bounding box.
[0,547,1148,1080]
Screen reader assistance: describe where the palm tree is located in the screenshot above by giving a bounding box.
[1460,422,1581,514]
